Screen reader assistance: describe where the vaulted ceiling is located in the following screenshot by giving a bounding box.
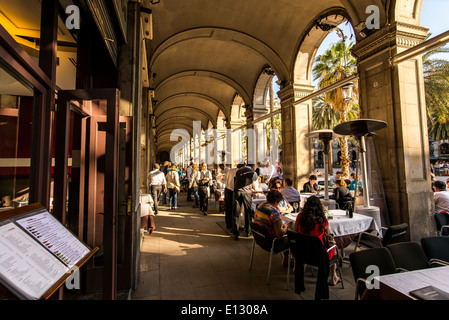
[145,0,419,153]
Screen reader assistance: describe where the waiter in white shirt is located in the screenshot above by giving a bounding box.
[263,159,278,183]
[149,164,167,215]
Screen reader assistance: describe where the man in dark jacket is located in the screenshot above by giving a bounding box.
[232,163,257,240]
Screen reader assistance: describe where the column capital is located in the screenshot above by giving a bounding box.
[351,21,428,62]
[278,83,315,107]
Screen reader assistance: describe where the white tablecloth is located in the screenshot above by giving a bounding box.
[282,209,379,237]
[252,197,267,206]
[370,266,449,300]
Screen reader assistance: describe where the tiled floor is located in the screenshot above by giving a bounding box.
[132,195,358,300]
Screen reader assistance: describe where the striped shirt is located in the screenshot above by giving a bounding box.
[254,203,281,238]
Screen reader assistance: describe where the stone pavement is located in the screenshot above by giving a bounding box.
[132,194,357,300]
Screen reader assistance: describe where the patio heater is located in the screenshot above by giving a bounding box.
[306,129,344,209]
[333,119,387,227]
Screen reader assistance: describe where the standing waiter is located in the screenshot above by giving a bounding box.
[198,163,212,215]
[148,164,167,215]
[233,163,257,240]
[224,164,238,231]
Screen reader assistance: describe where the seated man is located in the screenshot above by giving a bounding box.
[330,171,343,187]
[281,177,300,210]
[433,180,449,214]
[303,174,319,194]
[332,179,353,210]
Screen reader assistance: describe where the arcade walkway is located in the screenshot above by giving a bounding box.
[132,193,357,300]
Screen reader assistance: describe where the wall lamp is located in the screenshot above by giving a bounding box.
[341,82,354,102]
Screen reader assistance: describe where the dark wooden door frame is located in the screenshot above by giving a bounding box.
[54,89,120,300]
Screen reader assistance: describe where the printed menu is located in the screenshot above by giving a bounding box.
[0,205,94,300]
[14,209,90,269]
[0,221,69,300]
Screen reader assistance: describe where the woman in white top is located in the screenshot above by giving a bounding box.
[166,164,181,209]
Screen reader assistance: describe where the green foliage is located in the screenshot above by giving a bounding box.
[424,44,449,140]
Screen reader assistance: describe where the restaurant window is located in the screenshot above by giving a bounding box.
[0,59,35,209]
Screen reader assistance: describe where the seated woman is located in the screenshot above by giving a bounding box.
[349,172,363,191]
[254,189,290,265]
[302,174,319,193]
[273,180,293,214]
[294,196,340,286]
[333,178,352,210]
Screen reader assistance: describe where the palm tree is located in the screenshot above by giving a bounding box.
[312,36,358,177]
[423,44,449,140]
[312,96,360,174]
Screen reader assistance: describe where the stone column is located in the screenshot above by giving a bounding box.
[351,22,434,241]
[253,118,267,165]
[278,84,314,190]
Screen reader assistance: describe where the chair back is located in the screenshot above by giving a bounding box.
[287,231,330,300]
[434,213,449,236]
[386,242,429,271]
[421,236,449,263]
[250,222,273,252]
[349,247,397,298]
[287,231,328,266]
[382,223,408,246]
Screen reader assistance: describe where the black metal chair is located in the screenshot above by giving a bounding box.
[434,213,449,236]
[287,231,343,300]
[386,242,430,271]
[353,223,409,252]
[420,236,449,267]
[249,222,290,286]
[349,247,398,300]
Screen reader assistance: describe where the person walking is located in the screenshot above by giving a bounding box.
[189,164,200,208]
[166,164,181,210]
[233,162,258,240]
[160,161,170,205]
[186,162,193,201]
[148,163,167,215]
[198,163,212,215]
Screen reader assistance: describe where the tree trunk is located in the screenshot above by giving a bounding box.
[339,110,350,177]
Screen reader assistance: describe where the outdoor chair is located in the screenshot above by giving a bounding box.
[287,231,344,300]
[420,236,449,267]
[386,242,430,271]
[349,247,398,300]
[249,222,290,286]
[434,213,449,236]
[353,223,408,252]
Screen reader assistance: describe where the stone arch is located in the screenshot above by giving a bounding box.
[252,66,273,117]
[154,92,230,121]
[292,8,353,85]
[216,110,226,130]
[156,70,251,108]
[149,27,290,85]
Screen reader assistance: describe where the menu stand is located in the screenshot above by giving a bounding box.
[0,203,98,300]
